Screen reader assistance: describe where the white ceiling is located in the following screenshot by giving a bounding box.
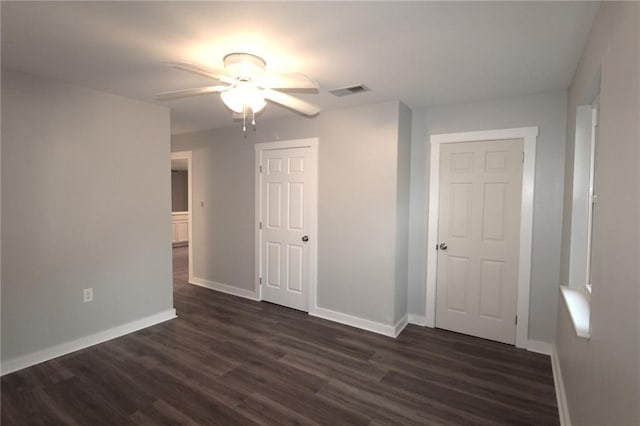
[1,1,598,135]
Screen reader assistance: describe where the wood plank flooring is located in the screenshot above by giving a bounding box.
[1,246,559,425]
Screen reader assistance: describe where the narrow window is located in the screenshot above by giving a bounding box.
[584,99,599,293]
[568,72,600,294]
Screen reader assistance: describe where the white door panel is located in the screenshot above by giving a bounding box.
[259,146,316,311]
[436,139,523,344]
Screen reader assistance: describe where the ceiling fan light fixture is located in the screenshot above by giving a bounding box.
[220,82,266,114]
[159,52,320,132]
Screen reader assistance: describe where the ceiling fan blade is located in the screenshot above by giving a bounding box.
[259,72,319,91]
[167,61,234,84]
[155,85,230,101]
[262,89,320,116]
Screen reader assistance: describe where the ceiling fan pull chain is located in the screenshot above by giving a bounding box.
[252,109,256,129]
[243,107,247,133]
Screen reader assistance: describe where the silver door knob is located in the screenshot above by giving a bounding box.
[439,242,448,251]
[301,235,309,242]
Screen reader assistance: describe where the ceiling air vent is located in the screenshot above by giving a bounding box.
[329,84,371,97]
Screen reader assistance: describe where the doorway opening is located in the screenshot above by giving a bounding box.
[171,151,193,290]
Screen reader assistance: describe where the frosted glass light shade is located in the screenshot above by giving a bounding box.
[221,82,266,113]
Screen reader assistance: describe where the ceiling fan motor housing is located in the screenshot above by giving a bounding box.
[223,53,266,80]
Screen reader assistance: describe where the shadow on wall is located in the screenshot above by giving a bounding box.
[171,170,188,212]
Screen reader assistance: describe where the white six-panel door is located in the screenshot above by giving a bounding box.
[436,139,523,344]
[259,144,316,312]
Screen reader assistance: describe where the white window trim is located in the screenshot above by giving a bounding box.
[425,126,538,349]
[563,96,599,339]
[560,286,591,339]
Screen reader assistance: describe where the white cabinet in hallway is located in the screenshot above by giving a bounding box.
[172,212,189,244]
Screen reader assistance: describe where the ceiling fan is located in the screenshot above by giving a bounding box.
[156,53,321,130]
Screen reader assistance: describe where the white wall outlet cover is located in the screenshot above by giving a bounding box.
[83,288,93,303]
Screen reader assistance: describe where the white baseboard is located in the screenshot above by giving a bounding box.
[393,314,408,337]
[527,341,569,425]
[190,278,407,338]
[310,307,399,338]
[190,277,259,301]
[408,313,428,326]
[551,345,571,426]
[526,339,554,355]
[1,309,177,376]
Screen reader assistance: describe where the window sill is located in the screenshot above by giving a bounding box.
[560,286,591,339]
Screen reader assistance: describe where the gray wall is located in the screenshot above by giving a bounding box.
[1,70,174,362]
[171,170,188,212]
[394,103,411,323]
[173,101,410,326]
[408,91,568,343]
[314,102,402,325]
[557,3,640,425]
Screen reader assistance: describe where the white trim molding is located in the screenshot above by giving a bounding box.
[551,345,571,426]
[310,308,406,338]
[394,314,409,337]
[1,309,177,376]
[171,151,193,282]
[425,126,538,349]
[560,286,591,339]
[190,277,260,301]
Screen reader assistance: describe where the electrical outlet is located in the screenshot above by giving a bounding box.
[83,288,93,303]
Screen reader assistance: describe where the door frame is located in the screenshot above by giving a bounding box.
[425,127,538,348]
[254,138,319,312]
[171,151,193,282]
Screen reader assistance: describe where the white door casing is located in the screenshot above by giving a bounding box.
[255,139,318,312]
[426,127,537,349]
[436,140,523,344]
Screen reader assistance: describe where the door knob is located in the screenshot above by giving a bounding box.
[438,242,448,251]
[301,235,309,242]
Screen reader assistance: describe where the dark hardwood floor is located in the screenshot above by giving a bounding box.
[1,246,559,425]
